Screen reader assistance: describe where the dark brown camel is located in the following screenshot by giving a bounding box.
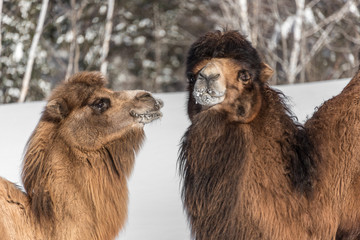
[179,30,360,240]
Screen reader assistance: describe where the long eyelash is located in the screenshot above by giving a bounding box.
[187,72,196,83]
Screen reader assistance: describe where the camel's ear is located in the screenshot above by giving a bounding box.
[45,98,69,121]
[260,63,274,83]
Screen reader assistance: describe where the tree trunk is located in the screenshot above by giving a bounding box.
[238,0,252,43]
[153,3,162,92]
[18,0,49,103]
[0,0,3,60]
[65,0,77,80]
[287,0,304,84]
[251,0,259,47]
[100,0,115,76]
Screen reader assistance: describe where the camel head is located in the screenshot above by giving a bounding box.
[186,30,273,123]
[42,71,163,150]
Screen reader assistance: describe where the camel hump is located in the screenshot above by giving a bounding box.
[0,177,34,239]
[342,66,360,93]
[0,177,28,206]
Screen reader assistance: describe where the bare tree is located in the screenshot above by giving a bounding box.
[152,3,162,92]
[65,0,87,80]
[100,0,115,76]
[65,0,77,80]
[287,0,305,84]
[210,0,360,84]
[18,0,49,103]
[0,0,3,60]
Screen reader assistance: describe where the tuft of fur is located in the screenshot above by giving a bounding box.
[186,30,262,82]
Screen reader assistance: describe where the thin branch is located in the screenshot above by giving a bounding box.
[305,0,354,37]
[306,0,321,9]
[338,27,360,45]
[296,24,335,75]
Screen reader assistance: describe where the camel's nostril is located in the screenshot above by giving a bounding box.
[155,99,164,109]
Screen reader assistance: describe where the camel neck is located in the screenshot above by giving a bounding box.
[23,126,144,239]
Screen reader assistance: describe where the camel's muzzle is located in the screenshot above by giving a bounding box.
[193,62,226,106]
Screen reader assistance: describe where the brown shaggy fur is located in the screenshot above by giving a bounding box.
[179,30,360,239]
[0,72,163,240]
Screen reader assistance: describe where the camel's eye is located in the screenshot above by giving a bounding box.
[238,70,251,82]
[90,98,111,114]
[187,72,196,84]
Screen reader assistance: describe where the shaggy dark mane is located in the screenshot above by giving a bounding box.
[179,111,246,239]
[179,86,316,239]
[264,87,316,194]
[186,30,262,81]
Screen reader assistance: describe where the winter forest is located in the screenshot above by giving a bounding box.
[0,0,359,103]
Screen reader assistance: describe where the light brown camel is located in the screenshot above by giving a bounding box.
[0,71,163,240]
[179,30,360,239]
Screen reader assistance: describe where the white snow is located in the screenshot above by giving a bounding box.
[0,78,351,239]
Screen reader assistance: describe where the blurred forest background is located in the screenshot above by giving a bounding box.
[0,0,359,103]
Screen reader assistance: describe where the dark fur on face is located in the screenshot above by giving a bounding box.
[186,30,262,80]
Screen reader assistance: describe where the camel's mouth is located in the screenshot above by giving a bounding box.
[130,97,163,124]
[130,110,162,124]
[193,88,226,106]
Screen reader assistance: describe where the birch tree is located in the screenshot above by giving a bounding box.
[65,0,77,80]
[287,0,304,84]
[152,3,162,92]
[0,0,3,60]
[18,0,49,103]
[100,0,115,76]
[64,0,88,80]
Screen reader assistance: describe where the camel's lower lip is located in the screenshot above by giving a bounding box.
[130,111,162,124]
[193,91,225,106]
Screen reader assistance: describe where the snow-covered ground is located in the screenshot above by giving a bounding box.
[0,78,350,239]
